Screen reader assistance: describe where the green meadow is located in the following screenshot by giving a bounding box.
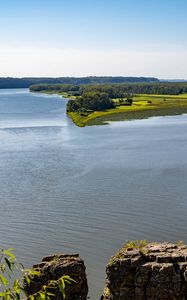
[68,94,187,127]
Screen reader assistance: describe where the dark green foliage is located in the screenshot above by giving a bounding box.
[125,98,133,105]
[0,77,159,89]
[81,82,187,96]
[30,84,80,93]
[0,249,73,300]
[31,82,187,97]
[1,77,187,94]
[67,92,114,112]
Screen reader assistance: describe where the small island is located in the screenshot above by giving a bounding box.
[30,82,187,127]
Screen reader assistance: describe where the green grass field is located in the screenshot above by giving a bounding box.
[68,94,187,127]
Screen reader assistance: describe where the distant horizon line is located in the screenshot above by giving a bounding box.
[0,76,187,81]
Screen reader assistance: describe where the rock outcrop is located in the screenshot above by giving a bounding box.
[101,242,187,300]
[24,243,187,300]
[25,253,88,300]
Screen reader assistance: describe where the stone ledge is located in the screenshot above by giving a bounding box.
[101,242,187,300]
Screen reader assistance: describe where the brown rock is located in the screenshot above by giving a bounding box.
[25,254,88,300]
[101,242,187,300]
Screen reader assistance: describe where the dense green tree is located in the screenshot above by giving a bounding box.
[30,82,187,99]
[67,92,113,112]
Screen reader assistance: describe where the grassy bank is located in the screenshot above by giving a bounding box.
[68,94,187,126]
[34,90,187,127]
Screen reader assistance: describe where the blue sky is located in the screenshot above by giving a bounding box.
[0,0,187,78]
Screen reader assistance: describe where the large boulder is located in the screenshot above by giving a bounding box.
[101,242,187,300]
[25,253,88,300]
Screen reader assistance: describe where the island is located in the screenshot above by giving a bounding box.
[30,82,187,127]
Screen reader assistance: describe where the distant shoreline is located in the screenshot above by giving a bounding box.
[0,76,160,90]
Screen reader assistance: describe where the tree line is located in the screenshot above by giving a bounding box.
[30,82,187,97]
[0,76,158,89]
[30,82,187,115]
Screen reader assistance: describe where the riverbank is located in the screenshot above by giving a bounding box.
[63,93,187,127]
[32,90,187,127]
[69,94,187,127]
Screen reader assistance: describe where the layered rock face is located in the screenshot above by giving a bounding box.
[25,254,88,300]
[102,242,187,300]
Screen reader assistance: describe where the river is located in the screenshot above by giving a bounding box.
[0,89,187,299]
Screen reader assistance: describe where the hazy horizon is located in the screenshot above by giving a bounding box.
[0,0,187,78]
[0,75,187,81]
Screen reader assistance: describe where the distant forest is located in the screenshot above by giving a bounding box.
[0,77,159,89]
[30,82,187,96]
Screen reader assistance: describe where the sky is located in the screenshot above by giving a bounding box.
[0,0,187,78]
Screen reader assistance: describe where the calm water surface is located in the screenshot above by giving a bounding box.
[0,89,187,299]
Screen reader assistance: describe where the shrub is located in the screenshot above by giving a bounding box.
[0,248,73,300]
[124,98,133,105]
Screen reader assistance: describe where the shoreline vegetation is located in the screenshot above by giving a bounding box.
[0,76,159,89]
[29,82,187,127]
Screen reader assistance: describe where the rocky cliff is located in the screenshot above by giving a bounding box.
[25,253,88,300]
[101,241,187,300]
[25,242,187,300]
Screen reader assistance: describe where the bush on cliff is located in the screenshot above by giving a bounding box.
[0,248,73,300]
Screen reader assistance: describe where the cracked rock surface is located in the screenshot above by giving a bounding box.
[25,254,88,300]
[101,242,187,300]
